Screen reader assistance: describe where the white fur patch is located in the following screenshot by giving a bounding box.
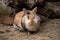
[22,15,30,26]
[13,24,22,30]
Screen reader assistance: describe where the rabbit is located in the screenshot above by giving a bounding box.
[13,7,41,32]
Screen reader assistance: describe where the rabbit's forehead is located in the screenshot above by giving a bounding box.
[27,10,31,12]
[26,10,34,17]
[25,10,38,19]
[29,13,34,18]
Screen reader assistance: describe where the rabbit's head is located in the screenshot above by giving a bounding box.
[22,7,41,32]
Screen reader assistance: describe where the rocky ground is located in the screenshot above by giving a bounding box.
[0,19,60,40]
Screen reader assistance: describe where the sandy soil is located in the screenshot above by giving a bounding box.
[0,19,60,40]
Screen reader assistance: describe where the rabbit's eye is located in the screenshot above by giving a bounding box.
[38,21,40,24]
[33,17,35,19]
[27,12,30,14]
[27,15,29,19]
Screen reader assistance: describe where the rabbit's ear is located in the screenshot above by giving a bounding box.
[31,7,37,14]
[23,8,27,11]
[23,8,31,14]
[23,8,27,14]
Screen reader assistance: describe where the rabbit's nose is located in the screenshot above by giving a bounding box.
[31,23,33,25]
[30,19,34,25]
[29,23,33,26]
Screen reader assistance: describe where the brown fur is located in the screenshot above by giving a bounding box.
[14,11,25,29]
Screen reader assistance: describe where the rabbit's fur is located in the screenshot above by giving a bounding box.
[13,7,41,32]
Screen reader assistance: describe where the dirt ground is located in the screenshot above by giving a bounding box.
[0,19,60,40]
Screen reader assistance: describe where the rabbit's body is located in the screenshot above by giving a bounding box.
[13,7,41,32]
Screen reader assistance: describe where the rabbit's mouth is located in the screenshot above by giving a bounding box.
[25,23,39,31]
[21,21,39,32]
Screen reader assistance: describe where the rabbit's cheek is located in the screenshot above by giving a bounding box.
[25,19,30,26]
[34,19,38,24]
